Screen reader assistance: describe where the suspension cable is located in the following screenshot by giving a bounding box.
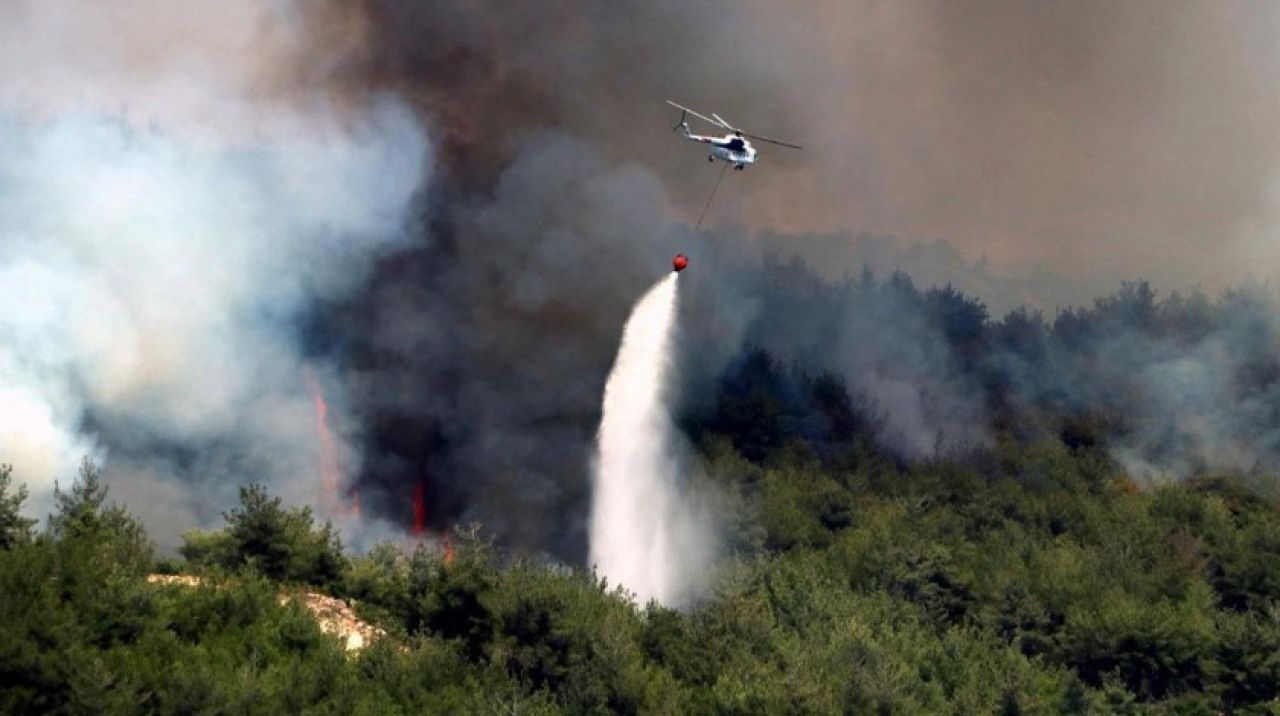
[695,162,731,232]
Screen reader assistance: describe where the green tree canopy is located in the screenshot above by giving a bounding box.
[182,483,346,587]
[0,464,35,550]
[47,457,152,573]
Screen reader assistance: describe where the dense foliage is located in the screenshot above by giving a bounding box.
[4,272,1280,713]
[181,483,347,589]
[4,425,1280,712]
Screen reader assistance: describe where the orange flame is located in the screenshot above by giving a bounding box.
[411,479,427,536]
[304,367,356,518]
[408,476,451,563]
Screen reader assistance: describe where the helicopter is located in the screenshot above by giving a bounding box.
[665,100,802,170]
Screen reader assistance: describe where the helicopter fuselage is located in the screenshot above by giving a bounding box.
[666,101,799,171]
[680,125,757,169]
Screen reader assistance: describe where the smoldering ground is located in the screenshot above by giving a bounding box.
[5,1,1280,571]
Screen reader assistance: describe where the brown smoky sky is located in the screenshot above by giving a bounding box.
[351,0,1280,301]
[6,1,1277,298]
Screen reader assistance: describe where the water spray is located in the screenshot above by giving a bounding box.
[589,270,693,605]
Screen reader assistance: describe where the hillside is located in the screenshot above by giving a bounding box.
[2,424,1279,713]
[145,574,387,652]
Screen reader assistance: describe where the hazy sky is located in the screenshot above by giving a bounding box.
[342,0,1280,307]
[720,1,1280,296]
[559,0,1263,306]
[8,0,1275,299]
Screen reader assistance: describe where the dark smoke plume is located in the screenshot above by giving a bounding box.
[7,1,1280,565]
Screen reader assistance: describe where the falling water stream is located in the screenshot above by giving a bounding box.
[589,272,683,604]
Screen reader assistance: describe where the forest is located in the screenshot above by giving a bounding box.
[3,269,1280,714]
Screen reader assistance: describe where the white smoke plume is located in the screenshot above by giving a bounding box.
[590,273,713,605]
[0,2,430,543]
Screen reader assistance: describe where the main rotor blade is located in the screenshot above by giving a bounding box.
[742,132,803,150]
[666,100,803,148]
[665,100,726,130]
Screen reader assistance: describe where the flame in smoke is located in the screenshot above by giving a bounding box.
[412,478,427,536]
[409,474,452,563]
[303,367,357,517]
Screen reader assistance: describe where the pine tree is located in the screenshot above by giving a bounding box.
[0,464,35,549]
[47,457,152,572]
[47,457,109,539]
[215,483,346,586]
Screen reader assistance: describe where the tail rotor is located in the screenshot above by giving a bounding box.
[671,109,688,133]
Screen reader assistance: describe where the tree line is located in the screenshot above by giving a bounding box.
[3,393,1279,712]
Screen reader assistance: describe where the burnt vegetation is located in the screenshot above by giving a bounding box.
[4,267,1280,713]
